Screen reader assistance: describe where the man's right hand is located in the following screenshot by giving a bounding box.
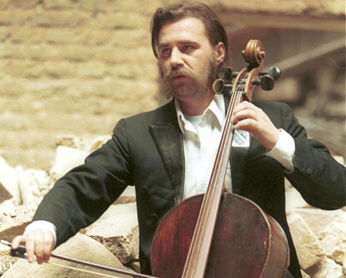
[11,229,54,264]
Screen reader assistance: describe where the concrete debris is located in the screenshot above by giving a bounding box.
[0,135,345,277]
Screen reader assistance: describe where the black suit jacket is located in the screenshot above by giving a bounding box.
[33,98,346,278]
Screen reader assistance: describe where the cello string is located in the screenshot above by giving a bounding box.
[181,87,243,277]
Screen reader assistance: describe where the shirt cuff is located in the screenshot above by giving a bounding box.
[266,129,295,172]
[24,220,57,247]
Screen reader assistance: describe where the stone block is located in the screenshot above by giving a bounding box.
[77,61,106,79]
[17,168,53,207]
[318,221,346,265]
[295,208,345,235]
[34,11,87,28]
[90,135,111,152]
[105,0,161,13]
[0,0,8,11]
[287,212,325,270]
[114,186,136,205]
[55,135,92,152]
[307,257,345,278]
[79,0,109,12]
[112,29,148,48]
[44,0,74,10]
[85,202,139,264]
[9,27,45,44]
[0,157,20,201]
[9,0,40,9]
[0,205,33,242]
[285,184,310,214]
[95,12,149,29]
[0,27,9,42]
[0,183,12,204]
[40,61,77,78]
[3,60,38,78]
[45,28,78,44]
[49,146,89,181]
[76,29,111,46]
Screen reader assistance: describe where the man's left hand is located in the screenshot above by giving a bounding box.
[231,101,281,150]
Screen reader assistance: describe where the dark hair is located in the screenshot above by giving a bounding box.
[150,2,231,74]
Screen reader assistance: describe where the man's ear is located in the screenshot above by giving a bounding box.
[215,42,226,66]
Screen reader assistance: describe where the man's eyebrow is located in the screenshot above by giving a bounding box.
[158,40,198,48]
[158,43,170,49]
[180,40,198,45]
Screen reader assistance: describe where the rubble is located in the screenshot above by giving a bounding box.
[85,201,139,265]
[1,233,132,278]
[0,135,345,277]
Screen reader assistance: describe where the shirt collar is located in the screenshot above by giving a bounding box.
[175,94,226,134]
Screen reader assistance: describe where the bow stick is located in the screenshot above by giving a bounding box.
[1,240,158,278]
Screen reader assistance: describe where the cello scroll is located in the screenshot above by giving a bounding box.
[213,39,282,99]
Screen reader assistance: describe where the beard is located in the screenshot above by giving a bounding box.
[160,51,218,99]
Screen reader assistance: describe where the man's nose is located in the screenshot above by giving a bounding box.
[170,48,183,69]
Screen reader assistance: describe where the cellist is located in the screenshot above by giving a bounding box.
[12,3,345,278]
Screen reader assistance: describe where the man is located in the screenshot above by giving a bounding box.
[12,3,345,278]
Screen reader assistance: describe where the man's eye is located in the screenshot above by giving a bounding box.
[160,48,171,55]
[183,45,193,51]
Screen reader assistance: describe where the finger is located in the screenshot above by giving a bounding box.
[232,109,257,125]
[11,235,26,249]
[34,235,45,264]
[233,118,257,133]
[25,234,36,263]
[42,232,54,262]
[233,101,253,112]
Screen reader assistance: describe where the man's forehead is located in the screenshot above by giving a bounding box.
[158,17,208,44]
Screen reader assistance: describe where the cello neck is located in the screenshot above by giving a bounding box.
[181,71,245,278]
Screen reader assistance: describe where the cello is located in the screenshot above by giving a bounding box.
[150,40,290,278]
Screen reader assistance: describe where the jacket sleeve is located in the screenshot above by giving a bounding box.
[32,119,132,247]
[280,102,346,210]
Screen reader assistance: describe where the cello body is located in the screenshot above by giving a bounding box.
[151,193,289,278]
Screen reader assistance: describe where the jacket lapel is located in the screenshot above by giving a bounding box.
[149,101,185,204]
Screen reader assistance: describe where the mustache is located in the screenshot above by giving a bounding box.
[161,67,196,85]
[160,67,198,99]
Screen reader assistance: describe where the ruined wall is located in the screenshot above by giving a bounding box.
[0,0,345,169]
[0,0,161,169]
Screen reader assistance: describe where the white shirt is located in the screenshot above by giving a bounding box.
[176,95,232,198]
[25,94,295,244]
[175,94,295,199]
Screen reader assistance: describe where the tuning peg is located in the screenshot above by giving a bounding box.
[268,66,282,81]
[223,67,233,82]
[212,79,225,94]
[260,75,275,90]
[212,79,233,94]
[259,67,282,81]
[251,75,275,91]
